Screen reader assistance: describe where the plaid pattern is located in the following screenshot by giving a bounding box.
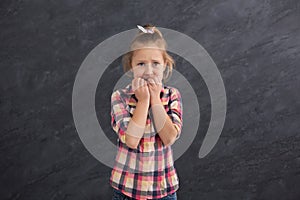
[110,83,183,199]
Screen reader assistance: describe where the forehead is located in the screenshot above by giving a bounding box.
[132,48,164,61]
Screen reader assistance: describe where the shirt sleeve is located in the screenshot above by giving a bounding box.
[110,90,131,144]
[168,87,183,140]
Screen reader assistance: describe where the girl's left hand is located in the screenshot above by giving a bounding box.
[147,77,162,103]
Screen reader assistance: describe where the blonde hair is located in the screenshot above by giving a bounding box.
[122,24,175,83]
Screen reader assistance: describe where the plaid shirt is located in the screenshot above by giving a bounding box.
[109,83,183,199]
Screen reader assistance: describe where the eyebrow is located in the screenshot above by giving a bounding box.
[135,59,162,62]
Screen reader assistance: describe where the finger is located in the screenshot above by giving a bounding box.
[132,78,137,91]
[140,78,146,88]
[135,78,140,91]
[147,78,155,85]
[133,78,141,91]
[138,77,144,90]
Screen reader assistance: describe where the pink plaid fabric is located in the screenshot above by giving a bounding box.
[109,83,183,199]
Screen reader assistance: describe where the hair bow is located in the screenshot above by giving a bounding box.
[137,25,154,34]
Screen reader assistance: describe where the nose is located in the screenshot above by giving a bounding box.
[144,63,153,76]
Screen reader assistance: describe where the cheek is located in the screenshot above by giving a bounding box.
[155,69,164,77]
[152,70,163,81]
[133,69,144,77]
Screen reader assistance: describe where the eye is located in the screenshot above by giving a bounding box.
[137,62,145,67]
[153,62,161,67]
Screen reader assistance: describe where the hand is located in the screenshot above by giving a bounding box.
[132,77,150,103]
[147,77,162,104]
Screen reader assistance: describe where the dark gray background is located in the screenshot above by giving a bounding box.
[1,0,300,199]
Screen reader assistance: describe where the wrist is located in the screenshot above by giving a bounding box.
[137,99,150,105]
[150,97,161,105]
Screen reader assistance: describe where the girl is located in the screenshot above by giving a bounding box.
[110,24,183,200]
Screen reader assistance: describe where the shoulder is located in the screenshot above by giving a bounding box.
[111,84,133,101]
[164,85,181,97]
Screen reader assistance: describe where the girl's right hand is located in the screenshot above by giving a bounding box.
[132,77,150,103]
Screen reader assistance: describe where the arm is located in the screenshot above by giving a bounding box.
[125,100,149,149]
[111,78,150,149]
[150,88,183,147]
[151,98,178,146]
[110,91,149,149]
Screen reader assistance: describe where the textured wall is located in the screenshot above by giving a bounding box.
[1,0,299,199]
